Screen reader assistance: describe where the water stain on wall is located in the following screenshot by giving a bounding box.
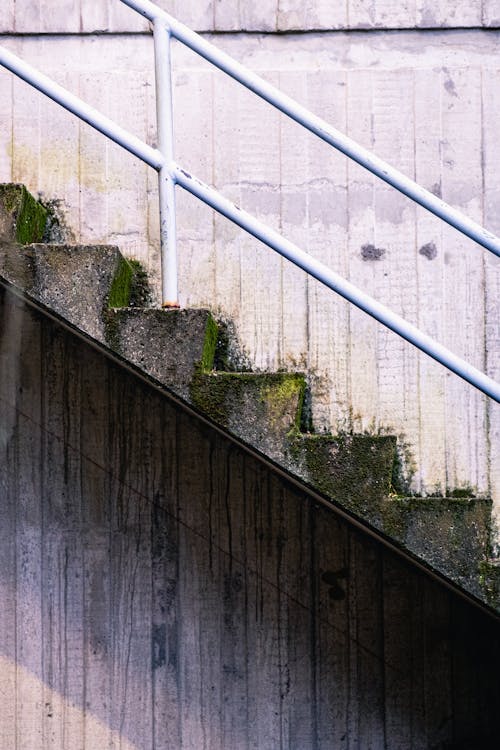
[361,243,386,261]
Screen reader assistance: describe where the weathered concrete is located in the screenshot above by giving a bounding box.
[191,370,306,464]
[1,276,500,749]
[382,496,492,596]
[290,432,397,520]
[0,242,126,341]
[1,29,498,520]
[107,307,218,399]
[0,183,46,244]
[0,192,146,341]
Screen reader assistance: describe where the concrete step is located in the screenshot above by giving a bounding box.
[106,307,218,401]
[0,242,128,341]
[288,432,397,521]
[105,307,307,462]
[191,370,306,464]
[0,184,149,341]
[381,496,492,597]
[0,183,495,609]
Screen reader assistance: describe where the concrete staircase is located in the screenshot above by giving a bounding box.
[1,183,498,609]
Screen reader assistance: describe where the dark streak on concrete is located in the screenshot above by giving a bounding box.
[152,623,166,669]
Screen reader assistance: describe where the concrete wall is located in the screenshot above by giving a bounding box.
[2,1,500,32]
[0,1,499,516]
[1,278,500,749]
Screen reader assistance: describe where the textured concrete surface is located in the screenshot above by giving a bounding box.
[382,496,492,596]
[0,187,493,600]
[0,241,125,341]
[191,370,306,465]
[1,276,500,749]
[0,183,47,244]
[290,432,397,521]
[2,0,500,562]
[106,307,218,399]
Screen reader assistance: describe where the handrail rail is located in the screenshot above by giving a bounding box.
[0,1,499,402]
[121,0,500,260]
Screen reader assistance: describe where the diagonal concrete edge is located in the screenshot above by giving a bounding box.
[1,271,498,623]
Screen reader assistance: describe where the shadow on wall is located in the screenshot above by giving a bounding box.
[0,282,499,749]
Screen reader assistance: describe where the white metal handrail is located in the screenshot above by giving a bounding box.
[0,0,499,402]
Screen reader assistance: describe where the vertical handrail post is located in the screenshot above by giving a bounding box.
[153,17,179,307]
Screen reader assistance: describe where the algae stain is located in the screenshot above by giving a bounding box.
[0,183,47,244]
[260,374,306,432]
[199,314,218,373]
[108,257,151,310]
[108,256,134,309]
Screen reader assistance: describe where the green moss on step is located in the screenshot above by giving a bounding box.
[213,323,231,371]
[261,374,306,433]
[108,256,133,309]
[448,486,476,499]
[190,372,265,427]
[108,258,151,310]
[190,371,305,432]
[381,496,491,542]
[381,496,492,595]
[190,372,233,426]
[105,259,152,350]
[288,432,397,521]
[199,314,218,373]
[0,184,47,243]
[380,495,410,541]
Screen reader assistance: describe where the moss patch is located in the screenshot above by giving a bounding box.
[105,259,152,350]
[108,257,151,310]
[108,256,133,309]
[0,184,47,243]
[261,374,306,433]
[190,372,264,428]
[190,371,305,432]
[381,496,491,541]
[199,314,218,373]
[380,496,410,540]
[289,432,397,522]
[382,496,492,595]
[128,260,151,308]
